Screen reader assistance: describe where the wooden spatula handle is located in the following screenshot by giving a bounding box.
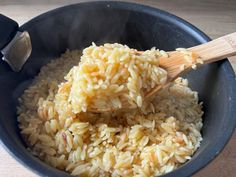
[189,32,236,64]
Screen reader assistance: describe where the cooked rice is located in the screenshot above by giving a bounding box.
[54,43,167,115]
[177,48,203,69]
[18,44,203,177]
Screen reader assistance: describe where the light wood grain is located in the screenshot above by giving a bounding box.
[0,0,236,177]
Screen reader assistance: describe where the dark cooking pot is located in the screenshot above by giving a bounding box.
[0,1,235,177]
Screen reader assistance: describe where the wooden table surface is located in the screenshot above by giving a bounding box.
[0,0,236,177]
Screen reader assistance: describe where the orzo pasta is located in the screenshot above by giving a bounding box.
[18,43,203,177]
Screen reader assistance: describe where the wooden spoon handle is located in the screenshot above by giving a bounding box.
[189,32,236,64]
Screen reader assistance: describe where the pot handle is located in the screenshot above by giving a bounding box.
[0,14,19,50]
[0,14,32,72]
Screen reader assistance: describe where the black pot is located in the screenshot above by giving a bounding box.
[0,1,235,177]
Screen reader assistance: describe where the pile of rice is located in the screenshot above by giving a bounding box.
[55,43,167,115]
[18,44,203,177]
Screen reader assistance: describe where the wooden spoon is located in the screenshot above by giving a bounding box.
[89,32,236,113]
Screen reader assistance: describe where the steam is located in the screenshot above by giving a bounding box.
[67,2,131,51]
